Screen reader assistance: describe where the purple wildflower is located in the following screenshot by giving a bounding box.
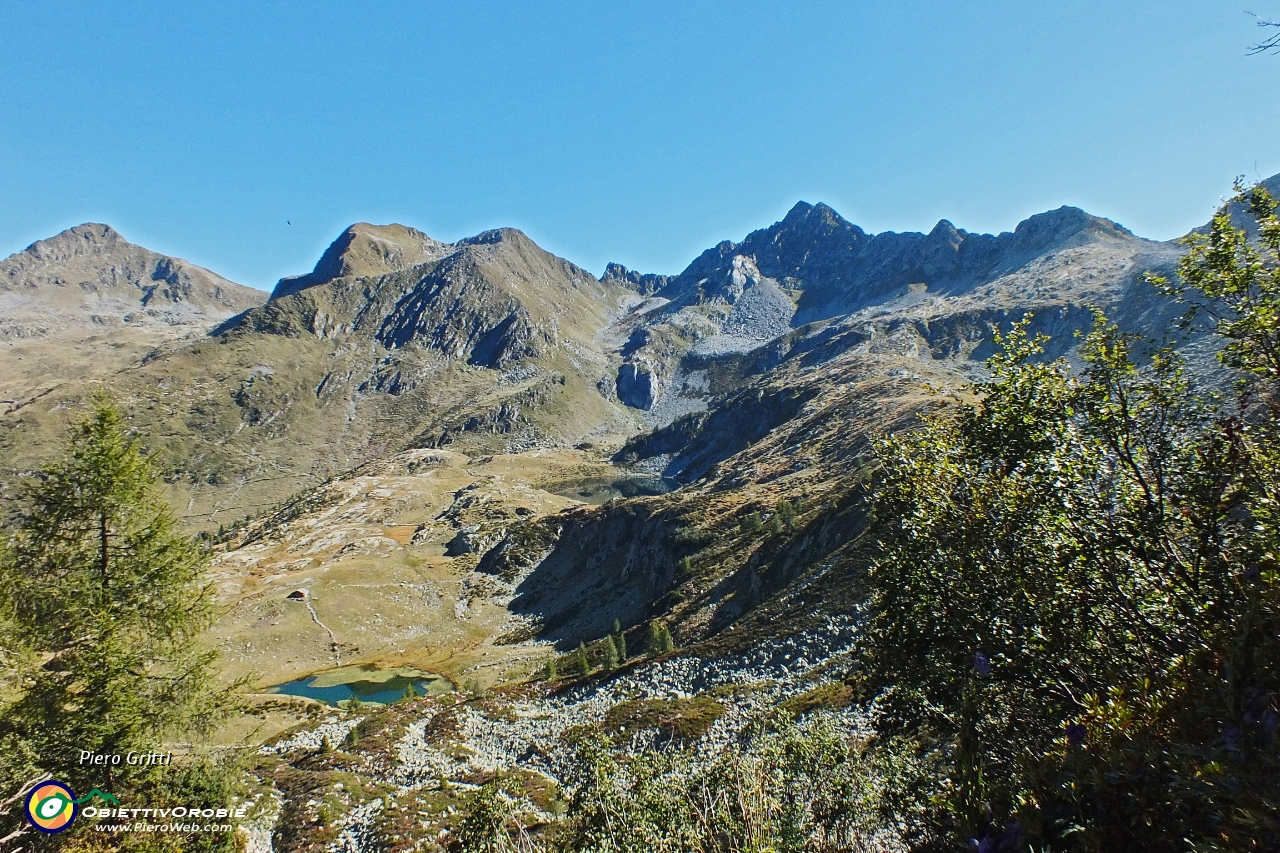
[973,651,991,676]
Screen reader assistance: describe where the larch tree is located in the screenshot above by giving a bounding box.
[0,399,233,796]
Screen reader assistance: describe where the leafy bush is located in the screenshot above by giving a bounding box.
[553,716,884,853]
[859,184,1280,851]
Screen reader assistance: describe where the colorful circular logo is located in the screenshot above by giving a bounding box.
[25,780,76,834]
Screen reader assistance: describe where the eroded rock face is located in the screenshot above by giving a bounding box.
[600,262,670,296]
[617,360,666,410]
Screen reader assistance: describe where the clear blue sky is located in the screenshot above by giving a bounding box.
[1,1,1277,290]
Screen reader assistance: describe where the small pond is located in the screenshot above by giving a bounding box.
[269,664,453,706]
[543,475,676,505]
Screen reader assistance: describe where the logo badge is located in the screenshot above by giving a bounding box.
[25,780,77,834]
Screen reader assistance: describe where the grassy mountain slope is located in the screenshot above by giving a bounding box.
[0,224,642,527]
[0,222,266,404]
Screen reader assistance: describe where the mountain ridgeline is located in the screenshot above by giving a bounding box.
[0,188,1203,529]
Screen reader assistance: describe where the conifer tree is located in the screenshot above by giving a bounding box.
[576,642,590,677]
[601,636,619,670]
[645,620,664,656]
[611,618,627,662]
[660,623,675,654]
[0,399,233,792]
[776,498,797,529]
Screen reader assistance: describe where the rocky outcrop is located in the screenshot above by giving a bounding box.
[616,359,667,410]
[600,262,670,296]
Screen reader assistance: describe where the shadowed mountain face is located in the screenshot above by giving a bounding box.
[659,201,1136,321]
[606,200,1180,412]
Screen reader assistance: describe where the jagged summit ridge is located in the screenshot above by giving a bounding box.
[657,201,1136,319]
[609,198,1166,411]
[600,263,670,296]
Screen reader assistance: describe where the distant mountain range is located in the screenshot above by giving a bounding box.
[6,177,1263,526]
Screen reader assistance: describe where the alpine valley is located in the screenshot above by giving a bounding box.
[3,177,1274,851]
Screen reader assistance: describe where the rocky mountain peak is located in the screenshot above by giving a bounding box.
[0,223,263,314]
[17,223,127,263]
[239,221,622,373]
[600,263,670,296]
[1010,205,1132,252]
[928,219,964,248]
[271,223,451,300]
[0,223,266,399]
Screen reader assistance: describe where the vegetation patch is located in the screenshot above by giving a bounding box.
[781,681,856,717]
[602,696,725,741]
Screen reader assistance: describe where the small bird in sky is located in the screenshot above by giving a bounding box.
[287,220,292,225]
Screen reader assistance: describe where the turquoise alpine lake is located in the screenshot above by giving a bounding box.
[268,664,453,706]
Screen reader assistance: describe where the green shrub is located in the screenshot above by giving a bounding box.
[858,183,1280,853]
[602,696,725,741]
